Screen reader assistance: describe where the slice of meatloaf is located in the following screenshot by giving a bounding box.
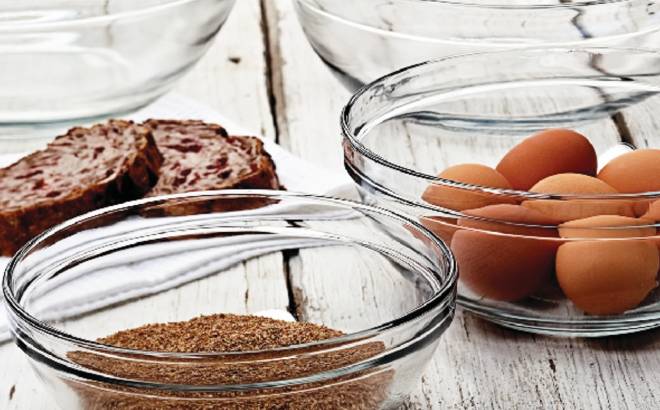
[145,120,280,192]
[144,119,280,196]
[141,119,280,215]
[0,120,163,256]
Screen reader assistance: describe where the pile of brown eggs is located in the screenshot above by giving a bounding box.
[422,129,660,315]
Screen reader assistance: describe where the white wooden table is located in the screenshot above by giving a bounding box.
[1,1,659,408]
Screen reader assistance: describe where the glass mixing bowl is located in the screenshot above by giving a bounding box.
[293,0,660,90]
[342,47,660,337]
[3,190,457,409]
[0,0,236,142]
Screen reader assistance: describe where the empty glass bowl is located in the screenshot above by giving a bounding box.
[342,47,660,336]
[3,190,457,409]
[0,0,236,142]
[294,0,660,89]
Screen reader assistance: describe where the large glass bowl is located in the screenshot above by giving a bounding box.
[293,0,660,90]
[342,47,660,337]
[0,0,236,141]
[3,190,457,409]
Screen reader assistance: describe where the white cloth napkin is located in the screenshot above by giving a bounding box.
[0,93,353,343]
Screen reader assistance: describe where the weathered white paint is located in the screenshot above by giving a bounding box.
[262,1,660,409]
[0,1,289,408]
[1,1,658,409]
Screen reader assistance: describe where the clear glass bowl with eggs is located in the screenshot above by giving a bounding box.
[342,47,660,337]
[0,0,236,143]
[294,0,660,90]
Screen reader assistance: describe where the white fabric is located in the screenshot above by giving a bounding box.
[0,93,352,342]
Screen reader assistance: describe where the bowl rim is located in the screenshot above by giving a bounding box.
[295,0,629,11]
[419,213,660,240]
[0,0,235,30]
[3,190,457,369]
[341,47,660,211]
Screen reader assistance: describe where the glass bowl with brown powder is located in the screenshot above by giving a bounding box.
[3,190,457,409]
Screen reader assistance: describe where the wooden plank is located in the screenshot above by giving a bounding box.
[1,1,658,409]
[261,0,351,166]
[286,220,425,332]
[175,0,277,141]
[615,103,660,148]
[406,314,660,409]
[0,1,289,409]
[263,1,659,409]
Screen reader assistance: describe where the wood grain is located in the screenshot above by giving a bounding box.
[614,104,660,148]
[262,1,659,409]
[1,0,659,409]
[0,1,288,408]
[262,0,351,168]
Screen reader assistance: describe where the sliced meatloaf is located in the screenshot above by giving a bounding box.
[141,119,280,215]
[144,119,280,196]
[0,120,163,256]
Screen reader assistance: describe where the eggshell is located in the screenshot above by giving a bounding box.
[598,149,660,193]
[496,129,597,190]
[639,203,660,251]
[451,205,560,301]
[422,163,516,211]
[633,199,654,217]
[522,173,635,222]
[597,143,635,172]
[420,216,458,245]
[558,215,656,239]
[459,204,560,237]
[642,200,660,221]
[556,240,659,315]
[530,173,617,194]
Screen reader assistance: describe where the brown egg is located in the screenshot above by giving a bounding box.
[459,204,560,237]
[598,149,660,193]
[451,205,560,301]
[496,129,597,190]
[638,203,660,251]
[643,200,660,221]
[420,216,458,245]
[530,173,617,194]
[558,215,656,239]
[422,164,516,211]
[556,240,658,315]
[522,173,635,222]
[633,199,654,218]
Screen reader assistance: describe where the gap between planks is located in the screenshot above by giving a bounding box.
[253,1,660,409]
[260,0,301,320]
[259,0,284,142]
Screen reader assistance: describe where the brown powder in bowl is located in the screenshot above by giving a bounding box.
[67,314,393,409]
[96,313,344,352]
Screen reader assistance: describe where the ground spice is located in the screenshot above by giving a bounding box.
[96,313,344,352]
[68,314,392,409]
